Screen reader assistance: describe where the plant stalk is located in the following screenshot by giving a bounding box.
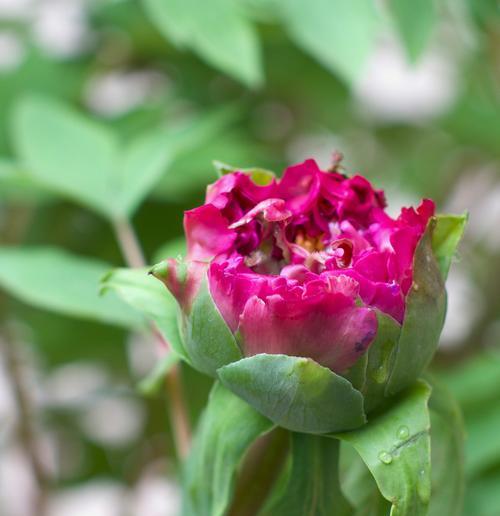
[112,216,191,459]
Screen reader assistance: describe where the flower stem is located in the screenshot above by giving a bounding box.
[112,217,191,459]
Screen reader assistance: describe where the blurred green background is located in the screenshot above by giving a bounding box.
[0,0,498,515]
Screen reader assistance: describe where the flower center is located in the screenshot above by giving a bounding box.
[295,232,325,253]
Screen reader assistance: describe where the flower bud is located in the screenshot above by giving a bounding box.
[152,158,465,432]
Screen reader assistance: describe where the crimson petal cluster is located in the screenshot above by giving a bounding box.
[159,159,434,374]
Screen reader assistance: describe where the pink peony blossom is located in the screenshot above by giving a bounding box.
[159,159,434,374]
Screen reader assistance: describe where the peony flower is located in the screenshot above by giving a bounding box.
[151,158,465,433]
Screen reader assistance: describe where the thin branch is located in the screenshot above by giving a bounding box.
[112,218,147,269]
[111,217,192,459]
[0,329,48,516]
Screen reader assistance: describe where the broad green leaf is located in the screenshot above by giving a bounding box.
[142,0,263,88]
[182,382,274,516]
[138,352,180,396]
[0,247,141,328]
[427,380,465,516]
[386,218,446,394]
[12,95,119,217]
[279,0,379,84]
[184,278,242,376]
[101,267,187,360]
[116,105,241,218]
[361,311,402,413]
[0,158,50,202]
[463,402,500,478]
[335,381,432,516]
[439,351,500,410]
[115,129,174,218]
[12,95,236,219]
[431,213,467,280]
[463,471,500,516]
[218,354,366,434]
[262,434,351,516]
[388,0,437,62]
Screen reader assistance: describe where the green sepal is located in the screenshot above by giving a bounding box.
[217,353,366,434]
[431,212,467,280]
[386,218,446,394]
[182,382,274,516]
[334,381,432,516]
[261,434,352,516]
[212,160,276,185]
[361,311,402,413]
[183,278,242,377]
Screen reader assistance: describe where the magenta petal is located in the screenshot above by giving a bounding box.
[184,205,237,261]
[278,159,322,214]
[229,198,292,229]
[239,280,378,373]
[208,259,269,332]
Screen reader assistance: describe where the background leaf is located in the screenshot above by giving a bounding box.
[0,247,141,328]
[12,95,119,218]
[279,0,379,84]
[388,0,438,62]
[142,0,263,87]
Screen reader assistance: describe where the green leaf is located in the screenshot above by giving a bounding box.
[137,352,180,396]
[279,0,379,85]
[12,95,119,218]
[361,311,402,414]
[183,278,242,376]
[218,354,366,434]
[439,350,500,410]
[182,382,274,516]
[0,247,142,328]
[142,0,263,88]
[114,128,174,218]
[427,379,465,516]
[431,213,467,280]
[386,218,446,395]
[388,0,438,62]
[12,95,236,219]
[101,267,187,360]
[464,402,500,478]
[335,381,432,516]
[0,158,50,202]
[262,434,351,516]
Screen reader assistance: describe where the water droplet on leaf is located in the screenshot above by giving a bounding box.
[397,425,410,440]
[372,364,388,384]
[378,451,393,464]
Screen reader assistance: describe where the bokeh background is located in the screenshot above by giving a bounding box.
[0,0,499,515]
